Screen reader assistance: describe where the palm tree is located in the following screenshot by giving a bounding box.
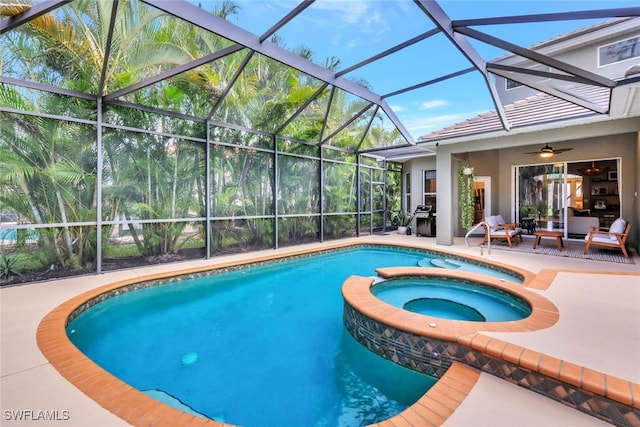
[1,1,201,270]
[0,87,97,268]
[1,0,395,276]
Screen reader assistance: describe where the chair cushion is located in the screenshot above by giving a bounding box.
[496,214,506,225]
[485,215,500,227]
[589,234,621,245]
[609,218,626,240]
[490,229,519,237]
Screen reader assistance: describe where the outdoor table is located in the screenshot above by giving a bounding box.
[533,230,564,251]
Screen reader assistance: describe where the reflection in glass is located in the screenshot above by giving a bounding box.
[517,163,565,232]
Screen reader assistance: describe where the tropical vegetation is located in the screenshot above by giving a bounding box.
[458,165,476,230]
[391,210,414,228]
[0,1,402,284]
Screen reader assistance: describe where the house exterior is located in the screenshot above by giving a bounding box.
[400,17,640,252]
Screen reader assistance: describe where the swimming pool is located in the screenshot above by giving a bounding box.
[0,227,38,243]
[64,245,526,426]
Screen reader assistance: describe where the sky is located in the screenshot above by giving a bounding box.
[194,0,639,140]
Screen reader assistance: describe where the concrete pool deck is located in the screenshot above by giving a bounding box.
[1,233,639,426]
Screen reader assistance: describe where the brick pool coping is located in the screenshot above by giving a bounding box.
[35,242,638,426]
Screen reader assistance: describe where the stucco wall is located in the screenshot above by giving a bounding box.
[424,125,638,249]
[456,150,500,236]
[495,133,637,248]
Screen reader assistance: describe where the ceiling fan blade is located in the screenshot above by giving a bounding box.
[524,146,573,155]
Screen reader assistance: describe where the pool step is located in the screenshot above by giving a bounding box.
[418,258,463,269]
[142,389,216,420]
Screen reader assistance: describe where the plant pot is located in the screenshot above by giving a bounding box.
[397,226,407,235]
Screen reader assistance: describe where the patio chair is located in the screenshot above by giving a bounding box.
[481,214,522,247]
[583,218,631,259]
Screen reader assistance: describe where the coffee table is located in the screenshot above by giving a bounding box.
[533,230,564,251]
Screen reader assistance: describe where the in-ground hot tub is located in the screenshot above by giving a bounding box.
[341,267,558,380]
[371,276,532,322]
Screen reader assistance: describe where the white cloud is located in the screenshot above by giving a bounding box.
[420,99,450,110]
[399,111,487,139]
[309,0,391,47]
[312,0,370,24]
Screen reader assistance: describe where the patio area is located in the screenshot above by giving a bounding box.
[1,233,638,426]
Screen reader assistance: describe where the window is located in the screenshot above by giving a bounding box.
[423,170,436,213]
[599,35,640,67]
[404,172,411,211]
[506,78,523,90]
[505,65,549,90]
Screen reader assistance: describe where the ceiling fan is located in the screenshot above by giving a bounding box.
[578,161,608,176]
[525,143,573,158]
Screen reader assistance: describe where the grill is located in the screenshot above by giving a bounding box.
[414,205,436,237]
[414,205,433,216]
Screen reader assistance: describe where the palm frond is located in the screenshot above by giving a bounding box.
[47,160,87,186]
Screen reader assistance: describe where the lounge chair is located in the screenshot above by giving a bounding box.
[481,214,522,248]
[583,218,631,259]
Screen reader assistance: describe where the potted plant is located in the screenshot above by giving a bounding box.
[392,210,415,234]
[458,165,476,230]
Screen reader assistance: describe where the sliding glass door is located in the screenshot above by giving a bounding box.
[570,158,621,229]
[516,158,621,238]
[516,163,566,232]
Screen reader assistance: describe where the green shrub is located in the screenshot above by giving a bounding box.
[0,253,22,280]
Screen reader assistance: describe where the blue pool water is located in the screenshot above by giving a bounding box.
[0,228,38,242]
[67,246,520,426]
[403,298,486,321]
[372,278,531,322]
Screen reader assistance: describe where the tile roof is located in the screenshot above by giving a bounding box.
[416,17,637,144]
[417,84,610,143]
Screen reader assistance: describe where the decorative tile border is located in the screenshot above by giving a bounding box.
[345,303,454,378]
[342,268,640,425]
[65,242,529,325]
[66,245,359,324]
